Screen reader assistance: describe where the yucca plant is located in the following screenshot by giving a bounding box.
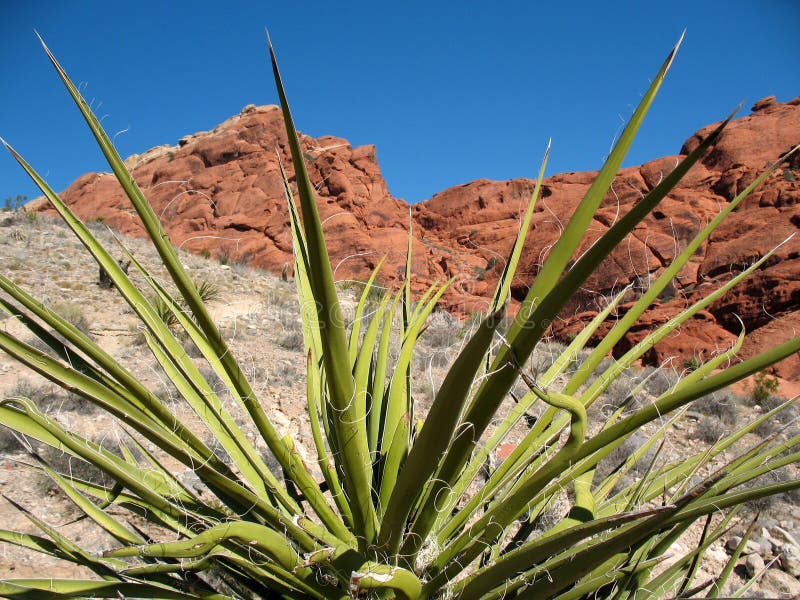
[0,32,798,599]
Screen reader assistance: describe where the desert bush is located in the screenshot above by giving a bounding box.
[8,377,95,415]
[694,390,739,425]
[51,301,92,336]
[749,389,798,437]
[152,276,221,330]
[694,415,727,443]
[38,446,111,488]
[0,425,19,453]
[691,390,741,443]
[529,340,568,374]
[263,283,298,314]
[198,366,229,397]
[422,310,462,348]
[269,360,297,387]
[751,370,780,404]
[37,436,145,493]
[745,465,799,511]
[0,34,799,600]
[415,312,464,370]
[641,364,681,397]
[0,208,38,230]
[415,344,453,370]
[278,317,305,351]
[2,195,28,211]
[182,332,205,358]
[0,209,31,228]
[126,323,148,347]
[601,370,640,412]
[151,293,180,328]
[195,278,221,303]
[594,430,659,491]
[9,378,61,407]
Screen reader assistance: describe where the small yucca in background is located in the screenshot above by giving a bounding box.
[0,32,798,599]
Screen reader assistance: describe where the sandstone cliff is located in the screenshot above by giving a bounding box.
[34,96,800,378]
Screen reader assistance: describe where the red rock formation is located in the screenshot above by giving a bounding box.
[34,97,800,379]
[43,105,413,283]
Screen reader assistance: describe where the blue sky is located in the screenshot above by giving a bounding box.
[1,1,798,205]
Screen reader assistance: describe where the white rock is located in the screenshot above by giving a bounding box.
[705,545,728,564]
[774,526,800,548]
[758,568,800,598]
[779,545,800,578]
[745,553,766,577]
[744,540,763,556]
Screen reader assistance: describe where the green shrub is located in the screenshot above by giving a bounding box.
[0,34,799,599]
[151,293,180,328]
[751,369,780,404]
[683,355,701,372]
[196,278,221,303]
[152,277,221,329]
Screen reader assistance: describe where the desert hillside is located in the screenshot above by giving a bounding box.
[29,96,800,380]
[1,212,799,595]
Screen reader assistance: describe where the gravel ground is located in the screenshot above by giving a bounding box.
[1,210,798,597]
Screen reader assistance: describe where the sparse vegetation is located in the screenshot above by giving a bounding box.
[695,414,727,443]
[0,425,19,453]
[641,364,681,397]
[50,301,92,336]
[269,360,297,387]
[152,277,221,328]
[694,390,739,425]
[751,369,780,404]
[1,195,27,211]
[278,318,305,351]
[684,354,701,372]
[196,278,221,303]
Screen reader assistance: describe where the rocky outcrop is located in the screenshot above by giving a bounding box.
[414,97,800,378]
[44,104,412,284]
[36,97,800,378]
